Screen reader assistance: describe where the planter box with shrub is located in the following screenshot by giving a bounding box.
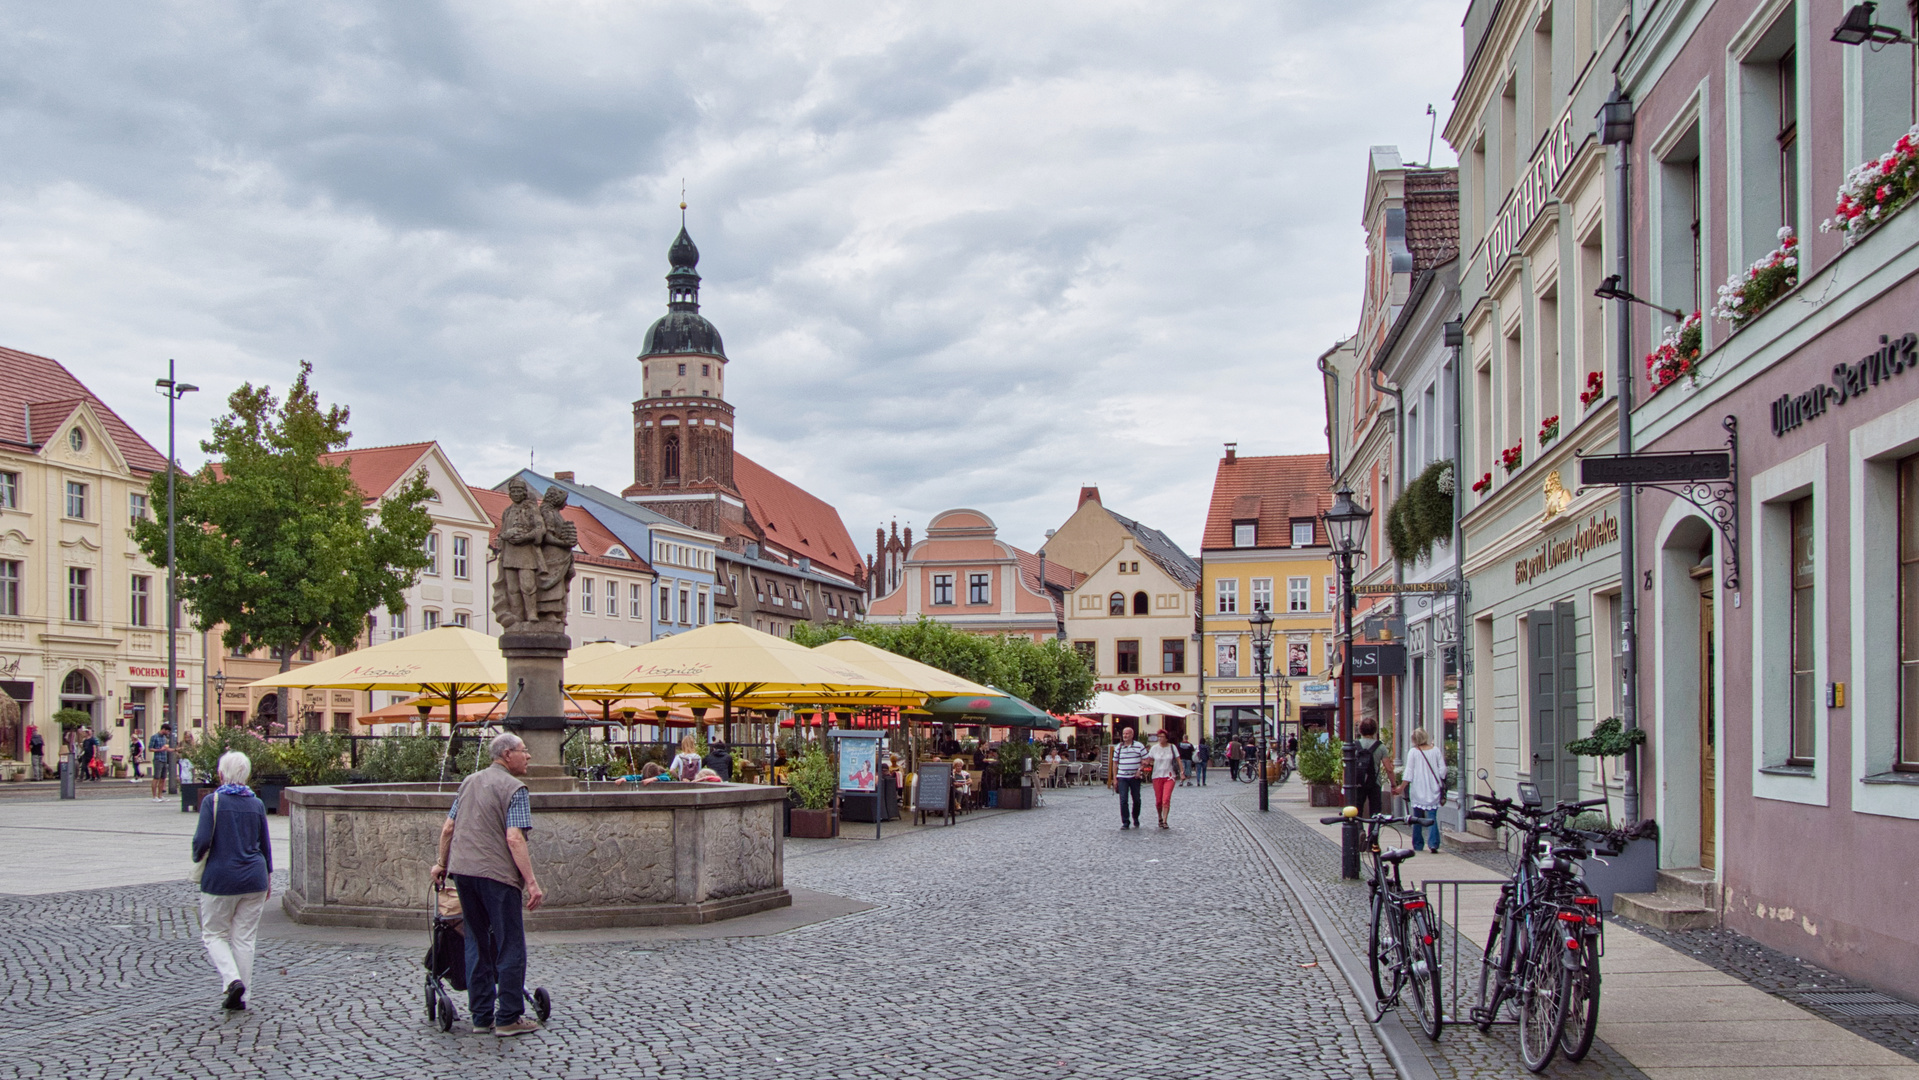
[1309,782,1345,807]
[789,808,838,838]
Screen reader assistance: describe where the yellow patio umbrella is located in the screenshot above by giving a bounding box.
[246,626,508,734]
[811,639,1001,700]
[564,622,910,740]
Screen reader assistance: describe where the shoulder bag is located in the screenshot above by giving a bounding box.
[1418,749,1450,803]
[189,793,219,884]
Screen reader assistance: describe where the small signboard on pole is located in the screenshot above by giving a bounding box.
[829,728,884,839]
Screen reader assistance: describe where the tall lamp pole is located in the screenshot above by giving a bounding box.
[1251,607,1274,811]
[156,364,197,795]
[1322,484,1374,880]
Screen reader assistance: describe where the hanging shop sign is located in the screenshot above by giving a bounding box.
[1486,107,1581,281]
[1580,451,1731,485]
[1353,581,1457,596]
[1299,681,1336,706]
[1770,332,1917,437]
[1513,512,1618,585]
[1349,644,1406,677]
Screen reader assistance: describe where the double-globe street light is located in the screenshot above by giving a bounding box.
[1321,483,1374,880]
[1251,606,1274,812]
[157,364,197,795]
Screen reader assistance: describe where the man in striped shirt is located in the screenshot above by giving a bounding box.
[1113,727,1146,829]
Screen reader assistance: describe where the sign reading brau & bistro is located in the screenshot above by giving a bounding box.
[1513,512,1618,586]
[1771,332,1917,437]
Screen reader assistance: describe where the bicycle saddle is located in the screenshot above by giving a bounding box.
[1379,848,1416,864]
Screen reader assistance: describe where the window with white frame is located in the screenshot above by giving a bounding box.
[581,577,595,613]
[1788,496,1815,765]
[130,575,151,627]
[1250,578,1273,612]
[65,481,87,520]
[1234,522,1257,548]
[631,583,645,619]
[423,532,439,575]
[697,589,708,625]
[606,580,617,617]
[1288,576,1310,612]
[1902,455,1919,771]
[1216,578,1238,613]
[423,609,440,630]
[0,471,16,509]
[391,609,407,639]
[932,574,954,605]
[0,560,17,616]
[452,535,469,579]
[678,587,690,624]
[659,584,672,622]
[968,573,990,604]
[67,567,89,621]
[1733,15,1800,265]
[129,492,148,522]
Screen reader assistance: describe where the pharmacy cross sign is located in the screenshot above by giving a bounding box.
[1575,414,1741,589]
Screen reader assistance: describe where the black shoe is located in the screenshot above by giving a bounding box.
[1120,822,1130,829]
[223,980,246,1010]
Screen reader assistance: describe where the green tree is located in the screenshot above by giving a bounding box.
[790,616,1093,715]
[133,362,435,730]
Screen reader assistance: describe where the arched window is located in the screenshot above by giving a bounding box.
[60,670,96,722]
[1133,591,1150,615]
[1109,592,1125,616]
[663,433,681,481]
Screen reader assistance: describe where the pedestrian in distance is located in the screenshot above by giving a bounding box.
[432,732,546,1037]
[669,735,702,781]
[1353,719,1393,819]
[1394,728,1448,852]
[702,739,733,782]
[1147,730,1184,828]
[1225,736,1243,782]
[28,727,45,781]
[150,724,175,801]
[1113,726,1146,829]
[78,731,98,782]
[193,750,272,1012]
[1195,739,1210,786]
[128,731,144,781]
[1176,737,1195,787]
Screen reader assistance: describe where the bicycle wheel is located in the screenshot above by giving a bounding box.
[1405,907,1443,1040]
[1369,893,1403,1006]
[1559,938,1601,1062]
[1473,906,1506,1031]
[1516,920,1570,1073]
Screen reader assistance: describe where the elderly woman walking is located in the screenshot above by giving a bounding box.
[192,750,273,1011]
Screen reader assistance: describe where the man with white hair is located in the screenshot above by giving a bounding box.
[432,732,546,1036]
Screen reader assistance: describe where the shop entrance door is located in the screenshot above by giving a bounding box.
[1697,569,1717,870]
[1528,601,1580,805]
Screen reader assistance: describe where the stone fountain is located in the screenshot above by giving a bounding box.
[281,482,788,930]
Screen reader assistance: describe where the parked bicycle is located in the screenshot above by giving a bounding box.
[1319,806,1442,1040]
[1465,778,1617,1072]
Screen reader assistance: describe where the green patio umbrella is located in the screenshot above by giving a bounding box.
[917,687,1060,730]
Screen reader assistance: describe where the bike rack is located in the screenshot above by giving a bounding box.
[1419,878,1515,1026]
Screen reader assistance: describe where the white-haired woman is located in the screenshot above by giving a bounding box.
[191,750,273,1011]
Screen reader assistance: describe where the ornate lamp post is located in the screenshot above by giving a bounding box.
[1322,483,1374,880]
[1250,606,1274,812]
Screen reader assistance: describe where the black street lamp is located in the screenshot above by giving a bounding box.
[1592,273,1688,319]
[1322,483,1373,880]
[1832,3,1914,45]
[1250,606,1275,812]
[156,364,197,794]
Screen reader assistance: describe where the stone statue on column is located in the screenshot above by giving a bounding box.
[492,477,576,780]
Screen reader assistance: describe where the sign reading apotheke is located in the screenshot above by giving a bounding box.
[1486,107,1580,281]
[1513,512,1618,585]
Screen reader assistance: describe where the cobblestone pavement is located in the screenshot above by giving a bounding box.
[0,782,1394,1080]
[1221,793,1652,1080]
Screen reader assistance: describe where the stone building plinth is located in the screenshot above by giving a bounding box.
[282,781,789,930]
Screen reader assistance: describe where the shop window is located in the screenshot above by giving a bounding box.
[1116,640,1140,675]
[1901,456,1919,770]
[932,574,954,606]
[1132,591,1149,615]
[1251,578,1273,612]
[1109,591,1125,616]
[1288,577,1309,612]
[1216,579,1238,614]
[1788,497,1815,765]
[1162,638,1185,674]
[969,573,991,605]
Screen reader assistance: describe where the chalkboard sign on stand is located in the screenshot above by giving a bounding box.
[915,762,955,826]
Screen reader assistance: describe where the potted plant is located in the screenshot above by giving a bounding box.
[994,741,1037,809]
[1386,461,1455,565]
[1297,732,1345,807]
[1579,370,1604,409]
[1499,444,1524,474]
[1713,228,1797,330]
[279,731,351,788]
[1565,717,1659,910]
[1537,415,1559,446]
[785,744,838,838]
[182,724,279,812]
[1822,124,1919,246]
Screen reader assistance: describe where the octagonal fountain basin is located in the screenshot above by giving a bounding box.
[282,781,789,930]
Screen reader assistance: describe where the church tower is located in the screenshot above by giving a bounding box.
[624,222,743,533]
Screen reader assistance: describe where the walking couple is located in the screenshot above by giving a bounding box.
[1113,727,1185,830]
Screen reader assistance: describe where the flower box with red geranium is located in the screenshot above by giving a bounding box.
[1537,415,1559,446]
[1579,370,1604,408]
[1713,229,1797,328]
[1470,472,1492,495]
[1822,124,1919,246]
[1646,310,1704,395]
[1499,445,1523,474]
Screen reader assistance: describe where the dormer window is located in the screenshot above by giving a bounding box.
[1233,522,1257,548]
[1291,520,1316,547]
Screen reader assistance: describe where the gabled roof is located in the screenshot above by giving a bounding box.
[318,442,433,502]
[1202,453,1334,551]
[733,452,861,580]
[1405,168,1460,275]
[469,486,654,575]
[0,345,168,472]
[1014,547,1086,593]
[1107,511,1201,588]
[508,469,721,540]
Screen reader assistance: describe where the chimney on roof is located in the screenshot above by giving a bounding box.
[797,557,811,572]
[1078,485,1101,507]
[1224,443,1238,463]
[744,541,760,560]
[553,471,575,483]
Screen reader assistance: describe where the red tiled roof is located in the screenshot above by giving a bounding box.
[469,486,653,574]
[1405,168,1460,275]
[733,452,861,580]
[0,345,169,473]
[1202,453,1335,551]
[318,442,434,502]
[1014,547,1086,592]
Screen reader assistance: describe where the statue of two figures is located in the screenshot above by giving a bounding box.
[491,478,577,632]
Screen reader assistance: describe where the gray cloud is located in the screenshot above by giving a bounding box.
[0,0,1461,557]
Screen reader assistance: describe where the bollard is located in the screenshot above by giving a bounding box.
[59,758,75,800]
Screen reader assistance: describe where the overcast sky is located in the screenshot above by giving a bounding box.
[1,1,1461,558]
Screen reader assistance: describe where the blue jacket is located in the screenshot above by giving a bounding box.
[192,790,272,896]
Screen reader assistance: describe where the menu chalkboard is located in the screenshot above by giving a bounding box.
[915,762,954,826]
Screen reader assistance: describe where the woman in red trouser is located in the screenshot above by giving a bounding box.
[1146,730,1184,828]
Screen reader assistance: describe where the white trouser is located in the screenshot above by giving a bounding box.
[200,891,268,991]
